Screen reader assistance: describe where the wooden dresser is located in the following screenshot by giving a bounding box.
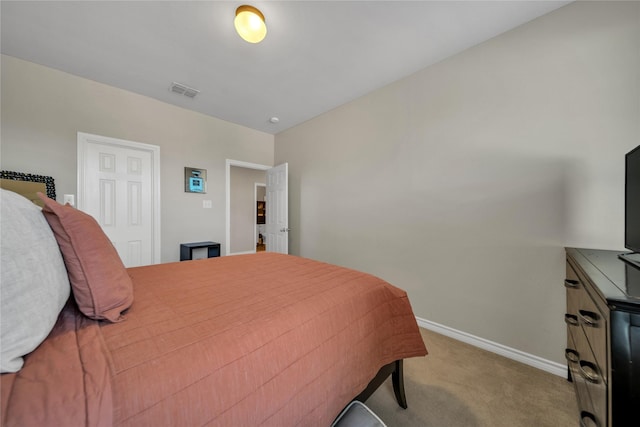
[565,248,640,427]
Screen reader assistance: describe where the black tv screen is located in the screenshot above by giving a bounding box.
[625,144,640,253]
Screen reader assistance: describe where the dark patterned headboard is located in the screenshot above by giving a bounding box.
[0,171,56,206]
[0,171,56,200]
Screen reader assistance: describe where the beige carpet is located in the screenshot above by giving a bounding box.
[366,328,578,427]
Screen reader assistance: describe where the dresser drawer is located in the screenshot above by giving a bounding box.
[577,293,608,385]
[567,319,607,426]
[566,329,603,426]
[574,326,607,425]
[565,261,582,317]
[566,261,608,384]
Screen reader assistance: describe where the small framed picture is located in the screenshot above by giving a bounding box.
[185,167,207,193]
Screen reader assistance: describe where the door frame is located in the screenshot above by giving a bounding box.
[225,159,271,256]
[77,132,161,264]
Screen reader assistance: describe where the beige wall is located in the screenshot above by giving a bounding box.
[1,55,274,262]
[275,1,640,364]
[230,166,266,253]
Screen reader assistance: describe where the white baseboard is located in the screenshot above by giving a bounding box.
[227,250,255,256]
[415,317,568,378]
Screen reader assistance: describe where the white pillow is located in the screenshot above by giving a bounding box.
[0,188,70,372]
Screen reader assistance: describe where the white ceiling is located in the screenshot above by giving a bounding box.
[1,1,571,135]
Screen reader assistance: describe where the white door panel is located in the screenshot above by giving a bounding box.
[78,133,160,267]
[265,163,288,254]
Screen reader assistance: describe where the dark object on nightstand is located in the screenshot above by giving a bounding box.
[180,241,220,261]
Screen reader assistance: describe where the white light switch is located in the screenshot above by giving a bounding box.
[63,194,75,206]
[203,200,212,209]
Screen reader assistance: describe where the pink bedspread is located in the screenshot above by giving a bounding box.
[2,253,427,426]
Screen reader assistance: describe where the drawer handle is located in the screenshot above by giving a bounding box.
[564,279,580,289]
[579,360,600,384]
[579,411,599,427]
[564,314,579,326]
[578,310,599,328]
[564,348,579,363]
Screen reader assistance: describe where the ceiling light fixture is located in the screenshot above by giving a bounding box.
[234,5,266,43]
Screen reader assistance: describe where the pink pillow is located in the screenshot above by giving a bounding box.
[38,193,133,322]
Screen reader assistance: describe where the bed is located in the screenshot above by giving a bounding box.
[0,174,427,427]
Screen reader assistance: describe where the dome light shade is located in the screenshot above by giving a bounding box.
[234,5,266,43]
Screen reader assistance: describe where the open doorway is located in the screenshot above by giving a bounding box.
[255,183,266,252]
[225,159,270,256]
[226,159,289,256]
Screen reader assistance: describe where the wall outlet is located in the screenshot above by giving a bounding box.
[63,194,75,206]
[203,200,212,209]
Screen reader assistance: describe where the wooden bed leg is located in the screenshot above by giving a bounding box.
[392,359,407,409]
[352,359,408,409]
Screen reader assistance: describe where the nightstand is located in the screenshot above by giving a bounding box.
[180,241,221,261]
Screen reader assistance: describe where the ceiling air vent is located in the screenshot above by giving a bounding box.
[169,82,200,98]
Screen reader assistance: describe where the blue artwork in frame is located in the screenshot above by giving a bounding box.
[185,167,206,193]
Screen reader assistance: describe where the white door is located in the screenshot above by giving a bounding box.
[77,132,160,267]
[265,163,288,254]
